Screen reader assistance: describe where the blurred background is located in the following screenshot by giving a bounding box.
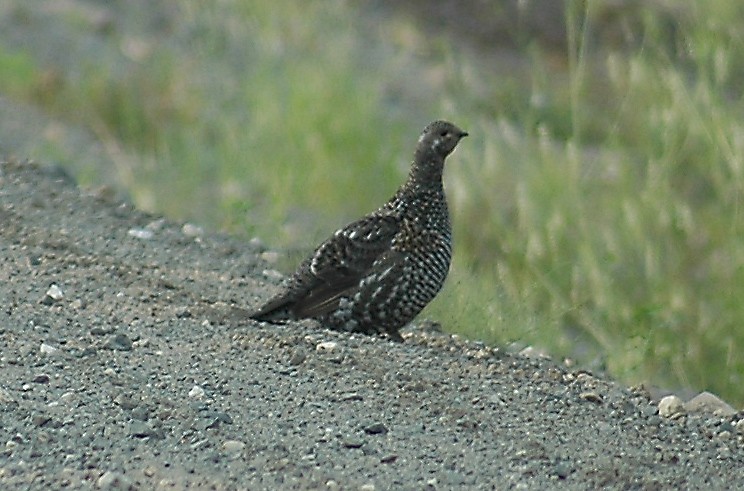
[2,0,744,406]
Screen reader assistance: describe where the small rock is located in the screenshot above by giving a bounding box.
[359,484,376,491]
[40,343,59,356]
[316,341,338,352]
[97,470,134,489]
[684,391,737,417]
[659,395,686,418]
[105,334,133,351]
[27,254,43,267]
[133,338,149,348]
[363,422,388,435]
[735,419,744,435]
[189,385,205,399]
[380,454,398,464]
[46,284,65,301]
[342,437,364,448]
[128,228,154,240]
[32,374,50,384]
[341,392,363,402]
[580,392,603,404]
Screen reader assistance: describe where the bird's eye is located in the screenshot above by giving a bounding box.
[440,130,449,138]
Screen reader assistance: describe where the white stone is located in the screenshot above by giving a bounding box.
[188,385,205,399]
[658,395,685,418]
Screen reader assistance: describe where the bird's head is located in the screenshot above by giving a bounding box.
[407,120,468,188]
[416,120,468,160]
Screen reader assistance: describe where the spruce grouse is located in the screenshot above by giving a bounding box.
[250,120,468,341]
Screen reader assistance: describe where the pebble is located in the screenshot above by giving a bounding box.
[363,422,388,435]
[189,385,206,399]
[659,395,685,418]
[96,470,134,489]
[40,343,59,355]
[342,437,364,448]
[105,334,133,351]
[46,284,65,301]
[341,392,363,402]
[128,228,154,240]
[580,391,603,404]
[736,419,744,435]
[316,341,338,352]
[32,373,50,383]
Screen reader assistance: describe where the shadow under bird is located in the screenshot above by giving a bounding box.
[250,120,468,341]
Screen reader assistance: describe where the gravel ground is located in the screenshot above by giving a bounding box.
[2,161,744,490]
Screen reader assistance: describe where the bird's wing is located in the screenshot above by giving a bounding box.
[251,212,400,320]
[294,247,405,319]
[309,213,400,282]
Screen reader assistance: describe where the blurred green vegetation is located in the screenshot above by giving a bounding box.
[2,0,744,405]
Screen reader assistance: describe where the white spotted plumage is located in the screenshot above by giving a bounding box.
[250,121,468,341]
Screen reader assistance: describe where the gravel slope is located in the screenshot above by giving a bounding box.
[1,160,743,490]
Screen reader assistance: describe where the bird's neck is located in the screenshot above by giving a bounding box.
[406,152,445,190]
[386,158,449,223]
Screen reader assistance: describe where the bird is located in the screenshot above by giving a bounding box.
[250,120,468,341]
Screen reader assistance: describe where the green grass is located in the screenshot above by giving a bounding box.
[2,0,744,405]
